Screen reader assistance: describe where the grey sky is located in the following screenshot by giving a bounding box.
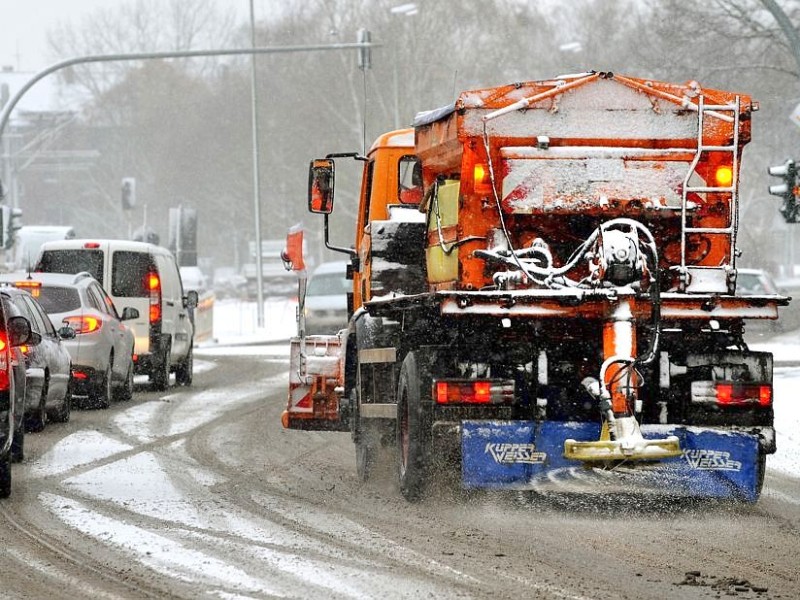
[0,0,252,73]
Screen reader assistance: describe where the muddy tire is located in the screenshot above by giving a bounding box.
[175,346,193,387]
[90,361,112,409]
[50,381,72,423]
[396,350,433,502]
[151,344,171,392]
[114,362,134,402]
[0,452,10,498]
[26,379,48,433]
[10,422,24,463]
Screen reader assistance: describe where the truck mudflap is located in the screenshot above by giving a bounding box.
[462,421,764,502]
[283,335,348,432]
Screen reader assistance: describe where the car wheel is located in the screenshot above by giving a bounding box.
[175,346,193,387]
[50,379,72,423]
[26,378,48,433]
[0,452,11,498]
[11,421,24,463]
[89,360,112,409]
[151,344,171,392]
[114,361,134,402]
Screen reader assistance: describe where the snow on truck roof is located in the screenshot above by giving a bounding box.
[413,71,752,143]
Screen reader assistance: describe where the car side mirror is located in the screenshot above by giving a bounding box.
[308,158,335,214]
[121,307,140,321]
[58,325,76,340]
[184,290,198,309]
[7,315,32,347]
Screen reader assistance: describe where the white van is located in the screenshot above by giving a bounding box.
[34,239,197,390]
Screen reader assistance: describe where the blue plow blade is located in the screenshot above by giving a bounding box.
[461,421,761,502]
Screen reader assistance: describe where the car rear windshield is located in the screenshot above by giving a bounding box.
[36,286,82,313]
[37,250,104,284]
[112,251,153,297]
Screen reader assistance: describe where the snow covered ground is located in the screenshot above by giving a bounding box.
[203,297,800,482]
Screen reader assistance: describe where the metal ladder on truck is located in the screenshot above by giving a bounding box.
[679,95,741,294]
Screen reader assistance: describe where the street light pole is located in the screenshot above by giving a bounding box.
[249,0,265,328]
[0,37,380,322]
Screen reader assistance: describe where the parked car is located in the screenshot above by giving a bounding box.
[0,305,34,498]
[0,285,73,430]
[35,240,197,390]
[0,272,138,409]
[305,261,350,335]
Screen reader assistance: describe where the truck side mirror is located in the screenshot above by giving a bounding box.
[308,158,335,214]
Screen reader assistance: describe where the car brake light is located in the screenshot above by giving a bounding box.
[0,335,8,390]
[63,315,102,334]
[434,380,514,404]
[83,242,101,249]
[715,382,772,407]
[148,271,161,324]
[72,370,89,380]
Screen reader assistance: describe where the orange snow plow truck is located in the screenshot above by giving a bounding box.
[283,71,788,502]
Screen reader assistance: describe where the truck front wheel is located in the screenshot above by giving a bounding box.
[396,350,433,501]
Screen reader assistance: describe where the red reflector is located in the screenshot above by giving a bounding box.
[435,380,496,404]
[759,385,772,407]
[133,354,139,362]
[715,382,772,407]
[83,242,101,249]
[716,383,733,404]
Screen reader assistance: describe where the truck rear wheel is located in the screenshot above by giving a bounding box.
[396,350,433,501]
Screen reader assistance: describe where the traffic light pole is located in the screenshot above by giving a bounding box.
[0,37,377,325]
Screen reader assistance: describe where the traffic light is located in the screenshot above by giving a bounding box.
[0,205,22,249]
[121,177,136,210]
[768,159,799,222]
[357,29,371,71]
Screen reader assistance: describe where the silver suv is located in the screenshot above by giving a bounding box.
[0,273,139,409]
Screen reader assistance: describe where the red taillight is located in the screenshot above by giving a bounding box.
[83,242,101,249]
[63,315,102,334]
[0,334,8,390]
[435,380,513,404]
[19,345,29,355]
[72,370,89,380]
[715,382,772,407]
[148,271,161,324]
